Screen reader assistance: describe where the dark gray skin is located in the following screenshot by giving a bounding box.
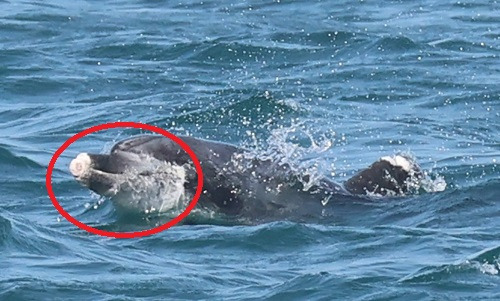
[70,135,421,222]
[345,159,422,195]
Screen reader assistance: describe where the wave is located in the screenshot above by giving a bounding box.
[411,177,499,228]
[369,36,419,53]
[451,15,500,25]
[83,30,369,66]
[339,92,420,103]
[85,41,201,61]
[6,12,69,23]
[2,76,71,96]
[0,214,73,255]
[0,49,33,66]
[190,40,324,65]
[269,30,364,47]
[0,214,12,246]
[160,91,302,127]
[0,145,41,168]
[0,106,50,128]
[401,245,500,283]
[0,22,59,41]
[415,92,500,112]
[133,222,337,252]
[428,38,498,52]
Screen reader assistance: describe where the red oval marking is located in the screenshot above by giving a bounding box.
[45,122,204,239]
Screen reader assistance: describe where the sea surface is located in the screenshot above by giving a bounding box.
[1,0,499,300]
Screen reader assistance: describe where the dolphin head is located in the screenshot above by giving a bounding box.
[69,142,188,214]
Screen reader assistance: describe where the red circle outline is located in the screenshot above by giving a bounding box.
[46,122,204,239]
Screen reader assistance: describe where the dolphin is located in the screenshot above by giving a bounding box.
[69,135,423,221]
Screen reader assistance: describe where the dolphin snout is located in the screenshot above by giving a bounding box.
[69,153,92,178]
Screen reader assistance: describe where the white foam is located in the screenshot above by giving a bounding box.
[478,262,499,275]
[69,153,91,177]
[380,155,412,172]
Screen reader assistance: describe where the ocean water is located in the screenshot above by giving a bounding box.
[1,0,499,299]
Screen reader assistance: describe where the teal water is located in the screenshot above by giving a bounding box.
[1,0,499,299]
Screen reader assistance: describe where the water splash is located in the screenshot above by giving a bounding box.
[110,157,188,214]
[236,121,337,192]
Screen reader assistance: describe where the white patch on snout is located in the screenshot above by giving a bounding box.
[69,153,92,178]
[380,155,412,172]
[110,158,188,214]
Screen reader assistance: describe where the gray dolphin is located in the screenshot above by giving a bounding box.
[69,135,422,220]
